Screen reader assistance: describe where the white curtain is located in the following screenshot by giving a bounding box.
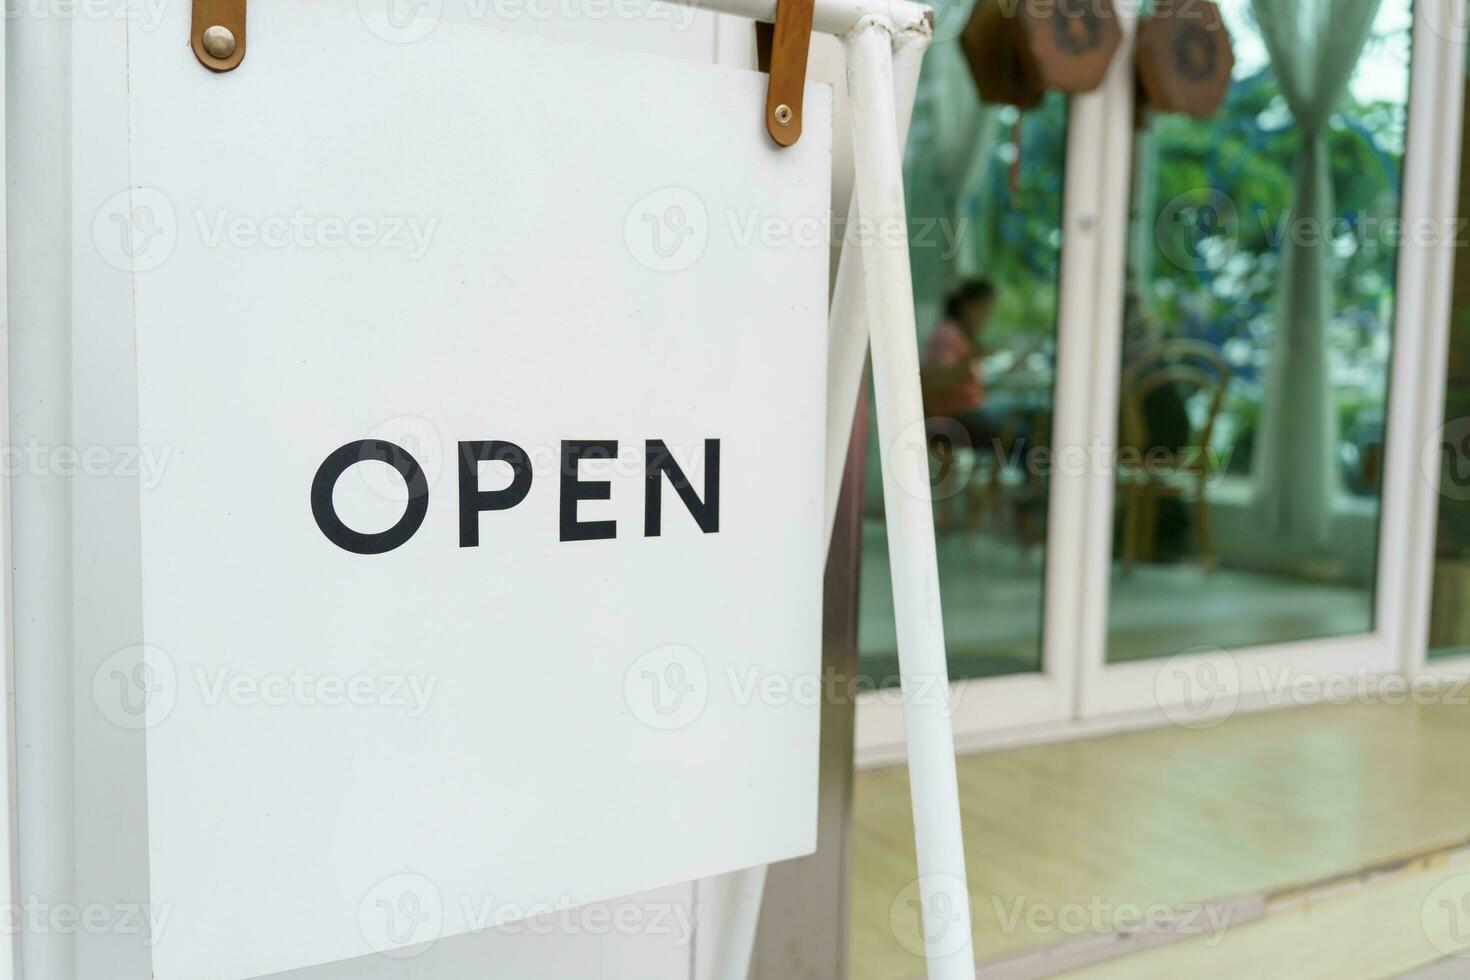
[1249,0,1382,554]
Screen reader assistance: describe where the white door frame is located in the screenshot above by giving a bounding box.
[1409,0,1470,687]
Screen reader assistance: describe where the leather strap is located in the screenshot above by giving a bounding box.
[192,0,247,73]
[755,0,816,148]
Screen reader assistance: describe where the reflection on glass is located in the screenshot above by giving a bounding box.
[858,22,1068,685]
[1429,86,1470,660]
[1106,0,1412,663]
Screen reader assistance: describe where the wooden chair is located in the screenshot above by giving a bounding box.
[1118,340,1231,574]
[927,417,1010,536]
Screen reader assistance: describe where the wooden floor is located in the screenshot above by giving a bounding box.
[850,700,1470,979]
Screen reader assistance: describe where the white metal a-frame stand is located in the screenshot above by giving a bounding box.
[693,2,977,977]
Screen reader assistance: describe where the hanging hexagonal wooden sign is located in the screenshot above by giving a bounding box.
[961,0,1123,109]
[1137,0,1236,119]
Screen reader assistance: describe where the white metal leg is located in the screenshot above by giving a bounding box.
[824,24,930,542]
[710,863,768,980]
[726,25,932,978]
[845,18,975,980]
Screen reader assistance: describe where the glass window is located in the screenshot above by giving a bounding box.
[858,15,1069,685]
[1106,0,1413,663]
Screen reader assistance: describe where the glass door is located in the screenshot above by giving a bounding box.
[1077,0,1453,721]
[855,0,1111,754]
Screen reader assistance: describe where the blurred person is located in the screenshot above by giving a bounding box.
[921,279,1032,537]
[922,278,1004,453]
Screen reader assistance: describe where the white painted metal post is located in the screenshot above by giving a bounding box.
[845,17,976,980]
[824,23,930,541]
[10,6,76,980]
[678,0,932,38]
[710,863,768,980]
[0,9,19,980]
[722,22,933,979]
[715,10,966,979]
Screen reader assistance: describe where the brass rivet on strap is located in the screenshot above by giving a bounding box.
[202,25,237,59]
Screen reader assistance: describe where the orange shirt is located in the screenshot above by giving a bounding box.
[922,319,986,418]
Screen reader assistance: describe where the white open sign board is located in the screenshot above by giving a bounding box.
[119,5,831,977]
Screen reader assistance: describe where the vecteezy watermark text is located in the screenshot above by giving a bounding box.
[0,898,172,944]
[194,209,437,260]
[193,666,439,718]
[92,187,442,272]
[0,438,172,487]
[92,645,442,730]
[991,895,1234,945]
[357,872,698,957]
[1156,648,1470,729]
[624,645,962,732]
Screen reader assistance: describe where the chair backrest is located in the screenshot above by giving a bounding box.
[1119,340,1232,472]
